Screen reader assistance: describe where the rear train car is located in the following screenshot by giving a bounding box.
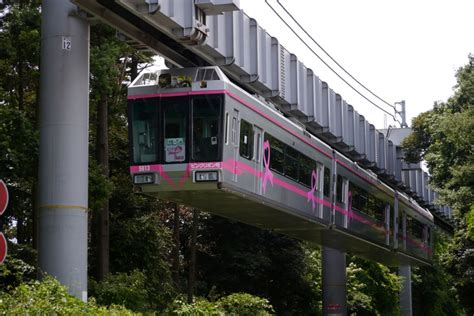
[128,67,433,266]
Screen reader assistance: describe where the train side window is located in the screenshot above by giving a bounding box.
[264,134,284,174]
[366,196,384,222]
[323,167,331,197]
[255,131,261,162]
[336,175,344,203]
[349,182,385,222]
[231,117,237,145]
[299,154,316,188]
[225,112,229,145]
[285,146,299,180]
[239,120,254,160]
[349,182,367,212]
[407,215,424,240]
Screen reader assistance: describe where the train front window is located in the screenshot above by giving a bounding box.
[163,98,188,163]
[130,98,158,164]
[192,96,222,162]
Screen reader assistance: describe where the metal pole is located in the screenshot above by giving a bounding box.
[396,100,408,128]
[322,246,347,316]
[399,265,412,316]
[38,0,90,301]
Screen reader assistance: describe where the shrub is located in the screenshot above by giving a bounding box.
[0,276,137,315]
[217,293,274,316]
[90,270,151,313]
[165,293,274,316]
[165,297,222,315]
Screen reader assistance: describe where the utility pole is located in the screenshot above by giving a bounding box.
[395,100,408,128]
[38,0,90,301]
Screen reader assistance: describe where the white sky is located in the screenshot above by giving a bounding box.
[238,0,474,128]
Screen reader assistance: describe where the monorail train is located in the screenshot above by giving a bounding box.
[128,67,433,266]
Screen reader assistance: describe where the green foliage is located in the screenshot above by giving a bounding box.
[302,246,323,314]
[412,231,462,316]
[165,293,274,316]
[89,270,151,313]
[347,257,401,316]
[444,227,474,315]
[196,216,319,314]
[89,158,114,211]
[402,59,474,215]
[166,297,223,316]
[402,56,474,313]
[109,212,175,311]
[0,276,137,315]
[217,293,274,316]
[0,256,35,292]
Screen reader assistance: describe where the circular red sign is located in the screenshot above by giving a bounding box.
[0,180,8,216]
[0,233,6,264]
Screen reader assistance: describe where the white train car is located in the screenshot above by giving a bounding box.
[128,67,433,265]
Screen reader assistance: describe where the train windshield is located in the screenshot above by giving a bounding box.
[130,98,159,164]
[129,95,223,165]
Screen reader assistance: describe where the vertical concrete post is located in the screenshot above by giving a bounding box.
[38,0,89,301]
[322,246,347,316]
[399,265,412,316]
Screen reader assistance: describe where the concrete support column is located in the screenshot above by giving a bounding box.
[322,246,347,316]
[399,265,412,316]
[38,0,90,301]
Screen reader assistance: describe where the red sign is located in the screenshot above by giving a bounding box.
[0,233,6,264]
[0,180,8,216]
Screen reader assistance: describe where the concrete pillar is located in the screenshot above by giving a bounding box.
[38,0,90,301]
[322,246,347,316]
[399,265,412,316]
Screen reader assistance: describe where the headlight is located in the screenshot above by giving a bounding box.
[195,171,218,182]
[133,173,155,184]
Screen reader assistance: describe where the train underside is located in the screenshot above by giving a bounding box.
[140,179,429,267]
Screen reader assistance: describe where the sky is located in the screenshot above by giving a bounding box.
[236,0,474,128]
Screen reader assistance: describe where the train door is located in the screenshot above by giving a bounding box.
[254,125,263,194]
[231,109,239,182]
[335,174,348,228]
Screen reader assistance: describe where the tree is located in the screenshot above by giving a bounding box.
[402,56,474,314]
[0,1,40,247]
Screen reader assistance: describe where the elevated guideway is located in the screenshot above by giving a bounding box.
[72,0,453,230]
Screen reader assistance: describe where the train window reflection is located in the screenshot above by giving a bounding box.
[285,146,299,180]
[130,98,158,164]
[349,182,385,222]
[299,155,316,188]
[265,134,284,174]
[407,215,424,240]
[192,97,221,162]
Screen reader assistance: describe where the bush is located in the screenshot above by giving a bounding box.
[217,293,274,316]
[90,270,151,313]
[165,293,274,316]
[0,276,137,315]
[165,297,222,315]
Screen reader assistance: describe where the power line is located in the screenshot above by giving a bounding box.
[264,0,400,122]
[276,0,396,110]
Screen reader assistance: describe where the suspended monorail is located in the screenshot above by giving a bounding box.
[128,67,433,266]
